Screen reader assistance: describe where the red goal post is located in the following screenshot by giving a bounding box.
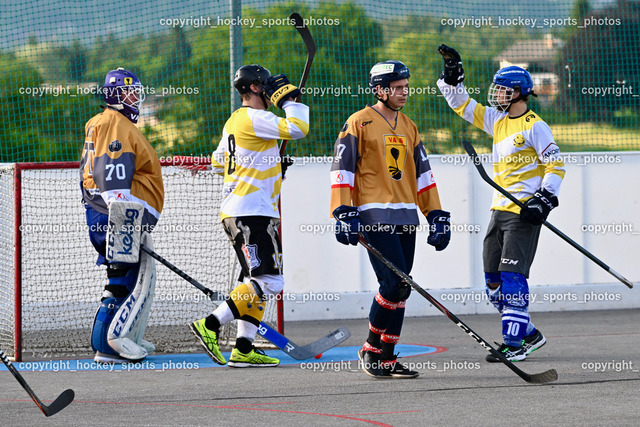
[0,158,283,361]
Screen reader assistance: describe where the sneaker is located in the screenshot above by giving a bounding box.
[94,351,144,364]
[357,348,385,378]
[382,356,419,379]
[522,329,546,355]
[227,347,279,368]
[189,318,226,365]
[486,343,527,363]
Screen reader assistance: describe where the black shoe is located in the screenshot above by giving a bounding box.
[486,343,526,363]
[358,348,385,378]
[522,329,546,355]
[382,356,419,379]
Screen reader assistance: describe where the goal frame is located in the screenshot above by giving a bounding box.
[7,159,285,361]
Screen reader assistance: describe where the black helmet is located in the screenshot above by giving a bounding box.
[368,60,410,90]
[233,64,271,94]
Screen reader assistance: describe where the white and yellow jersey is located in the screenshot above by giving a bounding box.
[437,79,565,213]
[212,100,309,220]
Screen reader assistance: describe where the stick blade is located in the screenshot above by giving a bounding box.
[43,389,74,417]
[287,327,351,360]
[526,369,558,384]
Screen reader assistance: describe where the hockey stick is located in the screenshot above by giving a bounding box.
[279,12,316,155]
[140,244,350,359]
[462,140,634,289]
[0,349,74,416]
[333,222,557,383]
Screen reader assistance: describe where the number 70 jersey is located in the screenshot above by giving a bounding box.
[211,103,309,221]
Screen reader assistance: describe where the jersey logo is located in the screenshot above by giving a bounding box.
[340,122,348,133]
[384,135,407,180]
[360,120,372,128]
[525,113,536,122]
[242,244,262,270]
[108,139,122,152]
[513,134,525,147]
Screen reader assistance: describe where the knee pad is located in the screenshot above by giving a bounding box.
[484,272,503,312]
[500,271,530,310]
[228,281,267,326]
[379,280,411,304]
[107,262,140,294]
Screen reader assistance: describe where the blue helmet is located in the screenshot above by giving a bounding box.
[487,66,535,111]
[101,68,145,123]
[368,60,410,90]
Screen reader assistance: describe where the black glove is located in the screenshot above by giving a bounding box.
[263,74,301,108]
[426,210,451,251]
[281,154,294,178]
[520,188,558,225]
[438,44,465,86]
[332,205,360,246]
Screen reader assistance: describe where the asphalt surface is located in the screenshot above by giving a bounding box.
[1,309,639,426]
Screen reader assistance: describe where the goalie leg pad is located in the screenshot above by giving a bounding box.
[228,281,266,326]
[91,297,123,355]
[107,234,156,360]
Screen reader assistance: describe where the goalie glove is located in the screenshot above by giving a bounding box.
[333,205,361,246]
[426,210,451,251]
[520,188,559,225]
[438,44,465,86]
[264,74,301,109]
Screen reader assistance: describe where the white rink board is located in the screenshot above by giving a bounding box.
[280,152,640,320]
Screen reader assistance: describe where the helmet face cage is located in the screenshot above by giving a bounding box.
[102,69,145,113]
[487,82,514,111]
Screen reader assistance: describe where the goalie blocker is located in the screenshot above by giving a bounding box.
[92,201,156,363]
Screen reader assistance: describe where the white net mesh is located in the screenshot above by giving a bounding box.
[0,162,280,359]
[0,165,16,357]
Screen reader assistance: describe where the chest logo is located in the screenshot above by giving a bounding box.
[513,134,525,147]
[384,135,407,180]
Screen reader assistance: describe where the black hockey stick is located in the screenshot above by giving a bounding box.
[333,223,558,384]
[140,244,350,359]
[0,349,74,416]
[279,12,316,155]
[462,140,633,289]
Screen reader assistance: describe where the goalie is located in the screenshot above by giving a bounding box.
[79,68,164,364]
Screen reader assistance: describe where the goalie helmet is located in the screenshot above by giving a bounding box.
[102,68,145,123]
[368,60,410,91]
[234,64,271,94]
[487,66,536,112]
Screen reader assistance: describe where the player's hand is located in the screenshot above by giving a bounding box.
[264,74,301,109]
[426,210,451,251]
[438,44,465,86]
[520,188,558,225]
[333,205,360,246]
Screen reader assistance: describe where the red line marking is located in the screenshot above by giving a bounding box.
[234,406,394,426]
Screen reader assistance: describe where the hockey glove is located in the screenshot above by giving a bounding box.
[520,188,558,225]
[438,44,465,86]
[426,210,451,251]
[281,154,294,179]
[333,205,361,246]
[264,74,301,109]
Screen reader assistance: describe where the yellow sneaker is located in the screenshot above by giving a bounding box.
[189,318,226,365]
[227,347,280,368]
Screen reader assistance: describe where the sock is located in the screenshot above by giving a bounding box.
[380,342,396,361]
[367,329,381,348]
[235,337,253,354]
[204,314,220,332]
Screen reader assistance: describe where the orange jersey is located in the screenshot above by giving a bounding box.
[80,108,164,224]
[330,106,441,224]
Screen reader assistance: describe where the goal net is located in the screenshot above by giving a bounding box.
[0,160,282,361]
